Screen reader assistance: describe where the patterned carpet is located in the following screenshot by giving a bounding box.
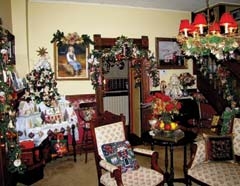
[17,145,198,186]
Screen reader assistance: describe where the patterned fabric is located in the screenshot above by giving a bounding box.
[94,122,125,159]
[133,148,154,156]
[188,162,240,186]
[204,134,234,161]
[102,140,139,173]
[99,160,119,173]
[189,139,206,169]
[233,118,240,156]
[100,167,163,186]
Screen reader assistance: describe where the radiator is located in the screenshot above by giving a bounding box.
[103,95,129,125]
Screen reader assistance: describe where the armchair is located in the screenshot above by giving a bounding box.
[187,118,240,186]
[91,111,164,186]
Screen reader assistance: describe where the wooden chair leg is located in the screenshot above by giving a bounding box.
[85,152,88,163]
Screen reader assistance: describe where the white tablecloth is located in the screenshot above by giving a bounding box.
[16,106,79,146]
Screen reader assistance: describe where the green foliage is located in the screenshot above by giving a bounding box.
[88,36,160,89]
[0,27,26,174]
[51,30,94,47]
[177,34,239,59]
[25,65,60,106]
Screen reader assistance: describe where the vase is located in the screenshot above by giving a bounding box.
[182,86,188,97]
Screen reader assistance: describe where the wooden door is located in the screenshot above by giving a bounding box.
[93,35,149,136]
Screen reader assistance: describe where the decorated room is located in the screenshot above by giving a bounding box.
[1,0,240,186]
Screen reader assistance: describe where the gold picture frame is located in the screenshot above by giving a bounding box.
[54,43,89,80]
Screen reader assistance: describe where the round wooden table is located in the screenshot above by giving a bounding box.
[143,130,197,186]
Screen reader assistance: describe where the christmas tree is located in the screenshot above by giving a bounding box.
[0,26,26,174]
[25,47,60,107]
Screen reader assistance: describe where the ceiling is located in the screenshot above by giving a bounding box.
[34,0,240,12]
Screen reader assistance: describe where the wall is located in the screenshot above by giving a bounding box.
[10,0,192,95]
[0,0,12,32]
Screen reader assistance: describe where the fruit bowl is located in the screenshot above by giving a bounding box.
[159,121,178,131]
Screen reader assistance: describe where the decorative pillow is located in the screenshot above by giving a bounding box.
[51,133,68,157]
[101,140,139,173]
[204,133,234,161]
[51,139,68,157]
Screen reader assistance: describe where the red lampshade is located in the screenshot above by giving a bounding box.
[209,22,220,34]
[229,20,238,33]
[179,19,190,32]
[189,24,198,34]
[229,20,238,29]
[193,13,207,27]
[219,12,234,26]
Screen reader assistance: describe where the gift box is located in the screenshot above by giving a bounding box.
[20,140,35,149]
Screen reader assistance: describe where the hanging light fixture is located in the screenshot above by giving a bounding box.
[177,0,239,60]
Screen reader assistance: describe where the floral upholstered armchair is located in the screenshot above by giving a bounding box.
[187,117,240,186]
[91,111,165,186]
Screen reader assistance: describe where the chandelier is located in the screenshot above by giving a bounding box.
[177,0,239,60]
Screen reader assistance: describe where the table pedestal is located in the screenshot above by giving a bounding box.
[149,131,196,185]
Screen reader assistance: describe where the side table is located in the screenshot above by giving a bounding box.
[148,130,196,186]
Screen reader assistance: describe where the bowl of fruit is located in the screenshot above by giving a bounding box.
[159,121,178,136]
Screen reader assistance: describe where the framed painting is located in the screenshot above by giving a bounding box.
[155,37,187,69]
[0,28,15,65]
[54,44,89,80]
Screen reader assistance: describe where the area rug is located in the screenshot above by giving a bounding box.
[17,145,196,186]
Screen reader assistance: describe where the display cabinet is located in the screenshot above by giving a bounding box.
[196,56,240,114]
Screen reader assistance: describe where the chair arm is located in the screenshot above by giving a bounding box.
[99,160,119,173]
[99,160,124,186]
[133,147,164,174]
[133,147,154,156]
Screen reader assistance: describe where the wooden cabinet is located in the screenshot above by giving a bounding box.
[196,58,240,114]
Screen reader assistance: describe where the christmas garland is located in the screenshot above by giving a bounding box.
[50,30,94,47]
[87,35,160,89]
[0,26,26,174]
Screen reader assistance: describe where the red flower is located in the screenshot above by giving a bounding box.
[165,103,175,112]
[145,92,181,118]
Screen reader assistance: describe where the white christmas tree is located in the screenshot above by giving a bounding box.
[25,47,60,107]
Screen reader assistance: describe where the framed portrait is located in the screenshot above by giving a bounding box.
[155,37,187,69]
[54,44,89,80]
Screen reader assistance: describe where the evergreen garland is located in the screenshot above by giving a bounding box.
[50,30,94,47]
[0,26,26,174]
[88,35,160,89]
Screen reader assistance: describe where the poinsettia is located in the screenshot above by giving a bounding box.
[146,92,181,123]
